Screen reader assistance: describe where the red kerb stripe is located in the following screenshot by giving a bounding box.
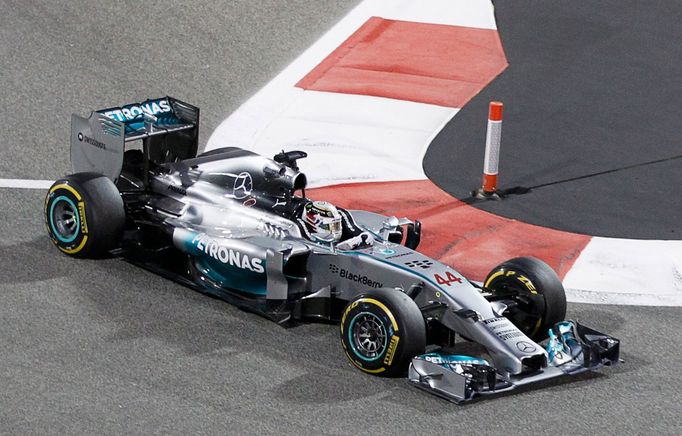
[297,17,508,108]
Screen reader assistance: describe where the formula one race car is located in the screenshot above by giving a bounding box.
[45,97,620,403]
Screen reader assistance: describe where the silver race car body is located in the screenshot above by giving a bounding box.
[46,97,620,403]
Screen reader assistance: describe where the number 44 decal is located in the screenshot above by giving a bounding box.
[434,271,462,287]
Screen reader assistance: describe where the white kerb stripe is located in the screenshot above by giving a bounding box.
[234,91,457,187]
[563,236,682,306]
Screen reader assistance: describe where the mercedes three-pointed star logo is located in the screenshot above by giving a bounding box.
[516,341,537,353]
[233,172,253,199]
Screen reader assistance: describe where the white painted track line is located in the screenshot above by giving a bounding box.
[0,179,53,189]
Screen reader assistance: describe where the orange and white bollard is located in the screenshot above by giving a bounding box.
[476,101,504,199]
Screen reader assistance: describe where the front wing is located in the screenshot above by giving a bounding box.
[408,322,620,403]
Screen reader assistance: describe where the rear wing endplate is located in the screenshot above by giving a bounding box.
[70,96,199,182]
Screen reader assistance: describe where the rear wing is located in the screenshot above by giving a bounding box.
[70,96,199,182]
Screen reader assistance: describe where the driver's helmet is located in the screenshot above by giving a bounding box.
[303,201,343,242]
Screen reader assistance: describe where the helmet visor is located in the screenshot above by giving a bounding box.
[319,216,343,240]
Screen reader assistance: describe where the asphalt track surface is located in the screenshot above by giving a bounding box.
[426,0,682,240]
[1,1,681,434]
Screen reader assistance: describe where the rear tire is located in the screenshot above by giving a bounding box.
[484,257,566,340]
[44,172,125,258]
[340,288,426,377]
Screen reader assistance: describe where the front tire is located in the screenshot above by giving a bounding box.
[340,288,426,377]
[44,172,125,258]
[484,257,567,340]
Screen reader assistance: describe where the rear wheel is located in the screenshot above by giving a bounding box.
[484,257,566,340]
[340,288,426,377]
[45,172,125,258]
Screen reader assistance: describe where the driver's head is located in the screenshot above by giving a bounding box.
[303,201,342,242]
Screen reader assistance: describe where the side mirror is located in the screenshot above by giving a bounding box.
[381,216,407,240]
[274,150,308,171]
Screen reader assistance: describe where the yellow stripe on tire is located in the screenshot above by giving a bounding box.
[353,298,398,331]
[49,183,82,201]
[49,182,88,254]
[343,350,386,374]
[484,270,505,288]
[58,235,88,254]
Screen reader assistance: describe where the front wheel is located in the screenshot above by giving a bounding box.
[484,257,567,340]
[340,288,426,377]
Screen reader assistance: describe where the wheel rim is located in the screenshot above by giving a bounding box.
[49,195,80,243]
[349,312,388,361]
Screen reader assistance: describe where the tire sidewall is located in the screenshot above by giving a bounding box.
[340,289,425,376]
[45,179,91,256]
[44,173,125,258]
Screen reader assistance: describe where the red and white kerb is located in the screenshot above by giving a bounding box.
[482,101,504,194]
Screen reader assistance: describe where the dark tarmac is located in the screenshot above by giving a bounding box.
[426,0,682,239]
